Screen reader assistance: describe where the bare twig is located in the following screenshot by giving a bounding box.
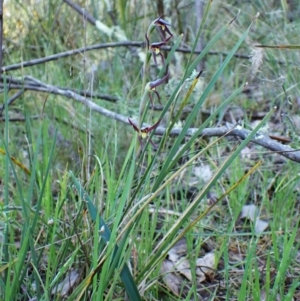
[0,114,93,137]
[0,90,24,116]
[63,0,96,25]
[1,42,144,72]
[75,94,300,163]
[154,126,300,162]
[1,76,299,163]
[0,76,118,102]
[3,40,293,73]
[0,115,40,121]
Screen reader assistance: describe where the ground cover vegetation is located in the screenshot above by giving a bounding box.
[0,0,300,300]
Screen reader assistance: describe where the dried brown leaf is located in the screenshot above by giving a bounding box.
[161,260,181,295]
[174,253,215,283]
[240,204,269,233]
[176,258,192,281]
[167,238,188,262]
[51,269,80,297]
[240,204,258,220]
[195,253,215,283]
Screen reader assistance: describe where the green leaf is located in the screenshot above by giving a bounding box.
[69,172,142,301]
[153,12,252,191]
[137,107,276,283]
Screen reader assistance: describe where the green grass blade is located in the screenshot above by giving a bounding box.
[270,223,298,299]
[153,15,254,191]
[238,239,257,300]
[69,172,142,301]
[2,75,9,282]
[165,82,248,175]
[4,120,42,298]
[137,107,276,282]
[185,13,239,78]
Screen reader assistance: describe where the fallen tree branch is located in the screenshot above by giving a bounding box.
[1,76,299,163]
[0,77,118,102]
[1,43,250,73]
[1,41,144,72]
[2,40,293,73]
[155,126,300,162]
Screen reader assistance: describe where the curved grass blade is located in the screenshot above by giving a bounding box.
[143,160,262,284]
[185,12,240,80]
[153,14,256,191]
[165,82,248,176]
[137,107,276,283]
[125,82,247,237]
[149,12,240,133]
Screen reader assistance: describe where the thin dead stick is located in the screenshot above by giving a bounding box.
[67,98,300,163]
[154,126,300,162]
[0,115,40,121]
[0,90,24,116]
[0,114,93,137]
[0,43,250,73]
[1,42,144,72]
[1,76,299,163]
[2,41,292,73]
[63,0,96,25]
[0,82,118,102]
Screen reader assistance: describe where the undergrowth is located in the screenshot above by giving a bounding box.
[1,1,300,300]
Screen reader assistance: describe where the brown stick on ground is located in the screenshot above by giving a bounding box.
[1,76,299,163]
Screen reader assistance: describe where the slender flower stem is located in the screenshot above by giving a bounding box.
[136,17,173,148]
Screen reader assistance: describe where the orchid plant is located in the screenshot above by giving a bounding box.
[128,16,173,150]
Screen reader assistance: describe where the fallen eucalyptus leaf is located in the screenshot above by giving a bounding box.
[195,252,215,283]
[51,269,80,297]
[240,204,268,233]
[161,260,181,295]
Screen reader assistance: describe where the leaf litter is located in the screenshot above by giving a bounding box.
[161,238,215,296]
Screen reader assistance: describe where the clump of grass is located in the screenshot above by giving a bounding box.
[1,1,300,301]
